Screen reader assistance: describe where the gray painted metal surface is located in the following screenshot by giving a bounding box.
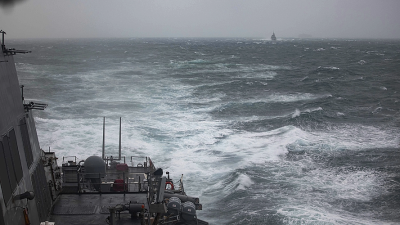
[49,194,148,225]
[1,42,46,225]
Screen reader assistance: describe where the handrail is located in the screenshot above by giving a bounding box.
[62,156,77,163]
[76,171,149,193]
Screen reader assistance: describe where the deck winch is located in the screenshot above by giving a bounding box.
[181,201,197,221]
[166,197,181,215]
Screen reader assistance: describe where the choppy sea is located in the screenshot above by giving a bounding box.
[10,38,400,224]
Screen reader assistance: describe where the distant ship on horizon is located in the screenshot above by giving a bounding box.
[271,32,277,41]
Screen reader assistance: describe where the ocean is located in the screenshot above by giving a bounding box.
[10,37,400,224]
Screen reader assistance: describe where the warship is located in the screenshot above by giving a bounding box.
[0,30,208,225]
[271,32,276,41]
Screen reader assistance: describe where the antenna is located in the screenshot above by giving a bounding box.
[118,117,122,160]
[102,117,105,159]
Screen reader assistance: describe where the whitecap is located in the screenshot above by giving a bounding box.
[300,76,308,81]
[292,109,301,118]
[236,174,254,190]
[358,60,366,65]
[372,107,382,114]
[304,107,323,113]
[265,93,330,103]
[318,66,340,70]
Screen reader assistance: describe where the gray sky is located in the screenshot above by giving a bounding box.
[1,0,400,39]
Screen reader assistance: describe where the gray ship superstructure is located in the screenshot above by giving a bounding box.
[0,31,208,225]
[271,32,276,41]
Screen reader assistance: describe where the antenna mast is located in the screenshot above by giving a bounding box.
[102,117,105,159]
[118,117,122,160]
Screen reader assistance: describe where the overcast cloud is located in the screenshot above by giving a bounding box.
[1,0,400,39]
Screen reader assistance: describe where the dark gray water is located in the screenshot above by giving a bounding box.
[11,38,400,224]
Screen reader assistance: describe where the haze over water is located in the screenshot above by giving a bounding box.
[2,0,400,39]
[12,38,400,224]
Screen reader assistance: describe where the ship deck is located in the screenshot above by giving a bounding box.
[48,193,148,225]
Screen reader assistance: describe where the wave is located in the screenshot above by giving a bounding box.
[317,66,340,71]
[203,123,400,224]
[170,60,289,75]
[223,173,255,193]
[217,93,330,107]
[292,107,323,118]
[264,93,331,103]
[20,38,400,224]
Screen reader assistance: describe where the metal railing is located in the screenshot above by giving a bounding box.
[77,171,149,193]
[61,155,157,193]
